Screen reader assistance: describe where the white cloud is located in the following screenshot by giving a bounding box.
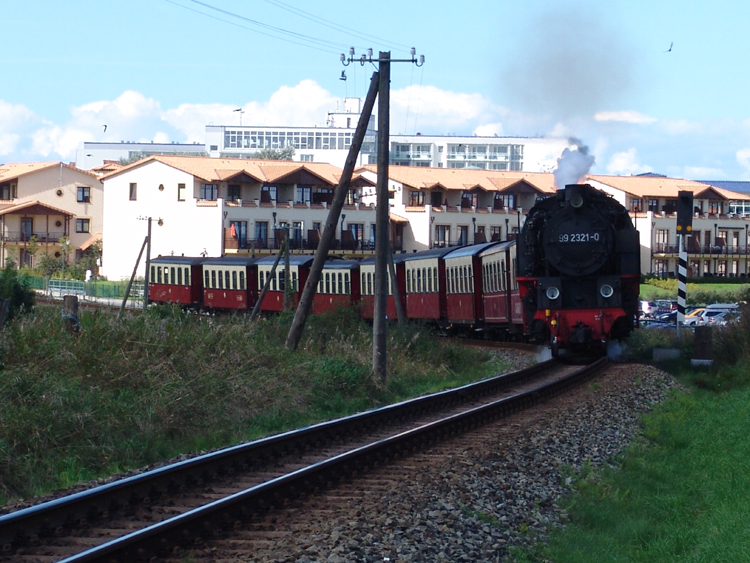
[164,80,337,142]
[684,166,725,179]
[473,123,504,136]
[389,85,501,135]
[606,148,653,175]
[736,148,750,172]
[595,110,657,124]
[0,100,38,156]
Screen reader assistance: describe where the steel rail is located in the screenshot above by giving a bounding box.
[0,356,556,549]
[54,357,607,563]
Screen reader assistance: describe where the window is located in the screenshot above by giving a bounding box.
[461,191,478,208]
[0,183,17,200]
[178,183,186,201]
[129,183,137,201]
[648,199,659,212]
[296,185,311,204]
[76,218,90,233]
[490,226,502,241]
[77,186,91,202]
[495,193,515,209]
[708,200,721,215]
[409,190,425,206]
[435,225,450,247]
[201,184,218,200]
[630,198,643,213]
[458,226,469,246]
[300,154,314,162]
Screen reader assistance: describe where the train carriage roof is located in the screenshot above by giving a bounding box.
[321,259,360,270]
[255,254,316,267]
[444,241,508,260]
[402,247,456,263]
[478,239,516,258]
[150,256,205,266]
[201,256,260,267]
[359,253,409,266]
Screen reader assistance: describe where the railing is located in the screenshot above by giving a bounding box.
[3,231,66,243]
[224,236,385,252]
[653,243,750,255]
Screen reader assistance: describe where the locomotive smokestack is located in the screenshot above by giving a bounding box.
[553,138,595,189]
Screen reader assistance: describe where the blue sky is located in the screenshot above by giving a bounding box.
[3,0,750,180]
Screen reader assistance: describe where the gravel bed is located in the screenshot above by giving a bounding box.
[237,362,681,563]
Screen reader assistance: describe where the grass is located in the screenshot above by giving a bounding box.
[0,305,504,505]
[513,313,750,563]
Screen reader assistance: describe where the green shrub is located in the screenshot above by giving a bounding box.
[0,265,35,321]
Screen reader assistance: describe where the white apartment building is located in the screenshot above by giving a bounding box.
[76,141,207,170]
[205,98,377,168]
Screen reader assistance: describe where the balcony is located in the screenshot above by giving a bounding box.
[224,236,390,253]
[653,243,750,255]
[3,231,66,243]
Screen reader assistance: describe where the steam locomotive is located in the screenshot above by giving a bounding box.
[517,183,640,357]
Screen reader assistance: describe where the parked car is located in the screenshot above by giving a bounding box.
[640,300,658,318]
[655,299,678,316]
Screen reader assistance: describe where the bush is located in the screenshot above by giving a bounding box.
[0,265,35,321]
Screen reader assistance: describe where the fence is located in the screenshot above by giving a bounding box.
[22,276,144,308]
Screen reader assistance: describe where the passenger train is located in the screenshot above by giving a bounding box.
[148,184,640,356]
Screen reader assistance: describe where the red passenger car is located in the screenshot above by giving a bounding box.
[201,256,259,310]
[359,254,407,320]
[255,254,314,313]
[312,259,361,314]
[148,256,204,308]
[403,247,454,322]
[479,240,524,338]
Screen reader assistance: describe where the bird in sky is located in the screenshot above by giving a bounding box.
[102,124,107,132]
[665,42,673,53]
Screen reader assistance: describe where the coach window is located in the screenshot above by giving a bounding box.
[272,272,277,291]
[318,277,324,293]
[225,271,230,289]
[344,272,350,294]
[432,268,437,293]
[177,267,183,286]
[259,271,265,290]
[211,270,217,289]
[278,269,285,291]
[168,267,174,285]
[469,267,474,292]
[239,271,245,290]
[205,270,210,289]
[337,272,343,294]
[366,272,372,295]
[324,272,330,294]
[217,270,223,289]
[150,265,155,282]
[157,267,163,284]
[292,271,298,291]
[232,271,237,290]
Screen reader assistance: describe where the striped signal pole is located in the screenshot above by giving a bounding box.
[676,191,694,343]
[677,234,687,342]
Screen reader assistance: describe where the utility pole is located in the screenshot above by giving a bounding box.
[340,47,424,381]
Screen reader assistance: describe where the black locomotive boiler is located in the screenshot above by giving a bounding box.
[517,183,640,356]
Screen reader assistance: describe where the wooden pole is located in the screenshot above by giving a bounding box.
[250,249,285,321]
[285,71,380,351]
[62,295,80,333]
[143,217,152,312]
[373,52,390,381]
[387,235,405,327]
[283,231,292,311]
[119,235,148,319]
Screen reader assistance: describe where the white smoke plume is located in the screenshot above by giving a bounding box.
[553,139,596,188]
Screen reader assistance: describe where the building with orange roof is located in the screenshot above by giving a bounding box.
[357,165,556,250]
[588,174,750,277]
[0,162,102,270]
[100,155,377,279]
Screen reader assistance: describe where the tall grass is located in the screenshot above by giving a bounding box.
[0,305,495,504]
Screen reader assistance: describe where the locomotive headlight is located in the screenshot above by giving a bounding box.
[600,284,614,299]
[570,194,584,208]
[545,286,560,300]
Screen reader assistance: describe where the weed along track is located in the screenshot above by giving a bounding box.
[0,357,607,562]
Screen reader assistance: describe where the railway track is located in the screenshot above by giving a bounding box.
[0,356,607,562]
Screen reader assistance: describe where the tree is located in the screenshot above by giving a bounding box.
[252,146,295,161]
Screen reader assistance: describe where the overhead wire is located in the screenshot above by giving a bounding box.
[259,0,414,54]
